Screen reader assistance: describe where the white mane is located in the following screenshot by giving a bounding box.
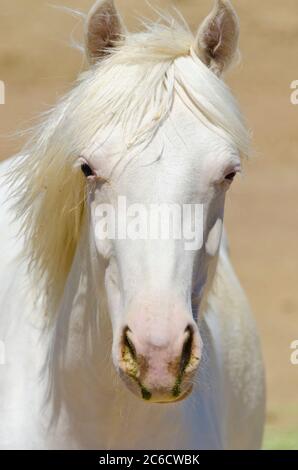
[6,17,251,318]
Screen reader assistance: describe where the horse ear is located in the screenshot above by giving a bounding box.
[194,0,239,76]
[85,0,124,64]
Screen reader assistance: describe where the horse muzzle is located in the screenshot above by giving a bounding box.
[116,312,202,403]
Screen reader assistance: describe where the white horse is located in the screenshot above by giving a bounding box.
[0,0,265,449]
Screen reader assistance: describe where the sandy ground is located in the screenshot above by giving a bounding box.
[0,0,298,448]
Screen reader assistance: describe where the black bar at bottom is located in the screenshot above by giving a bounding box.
[0,450,297,467]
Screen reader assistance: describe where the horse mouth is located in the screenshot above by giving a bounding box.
[149,385,194,404]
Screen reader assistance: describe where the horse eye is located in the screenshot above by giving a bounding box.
[81,163,94,178]
[225,171,236,182]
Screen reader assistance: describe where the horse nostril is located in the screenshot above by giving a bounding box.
[123,327,137,361]
[180,325,193,374]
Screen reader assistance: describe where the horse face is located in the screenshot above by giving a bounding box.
[78,0,242,403]
[81,96,240,402]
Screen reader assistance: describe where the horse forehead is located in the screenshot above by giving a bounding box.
[86,126,228,174]
[85,102,236,183]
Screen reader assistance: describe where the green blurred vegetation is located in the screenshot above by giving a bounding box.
[263,404,298,450]
[263,427,298,450]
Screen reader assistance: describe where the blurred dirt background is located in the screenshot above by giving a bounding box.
[0,0,297,449]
